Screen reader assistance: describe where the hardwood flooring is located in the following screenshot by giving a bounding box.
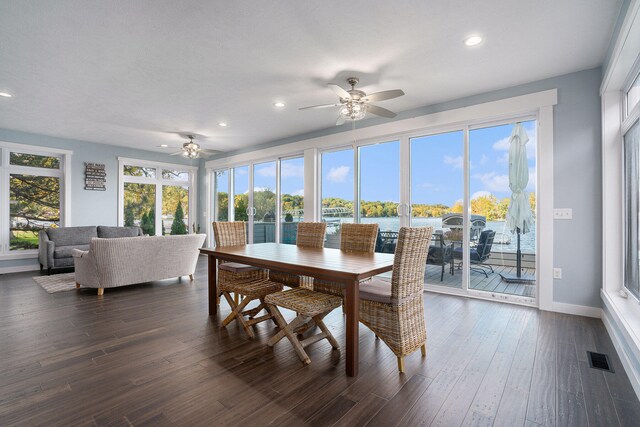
[0,257,638,426]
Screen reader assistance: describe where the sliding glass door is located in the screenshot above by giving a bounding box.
[252,161,277,243]
[410,131,464,289]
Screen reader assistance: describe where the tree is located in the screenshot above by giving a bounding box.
[171,201,188,235]
[124,206,135,227]
[140,210,155,236]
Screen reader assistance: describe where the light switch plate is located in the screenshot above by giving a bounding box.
[553,268,562,279]
[554,208,572,219]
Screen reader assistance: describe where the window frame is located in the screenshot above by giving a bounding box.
[0,141,71,259]
[117,157,197,236]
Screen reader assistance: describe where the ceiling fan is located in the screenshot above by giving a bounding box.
[299,77,405,125]
[169,135,220,159]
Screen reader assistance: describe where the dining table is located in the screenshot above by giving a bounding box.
[199,243,396,377]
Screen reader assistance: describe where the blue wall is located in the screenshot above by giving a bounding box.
[212,67,604,309]
[0,129,198,270]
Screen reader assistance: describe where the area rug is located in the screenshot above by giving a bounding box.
[33,273,77,293]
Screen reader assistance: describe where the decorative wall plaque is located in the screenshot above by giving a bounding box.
[84,162,106,191]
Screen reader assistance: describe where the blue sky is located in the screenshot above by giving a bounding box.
[322,120,536,206]
[218,120,537,208]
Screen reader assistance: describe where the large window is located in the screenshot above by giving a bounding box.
[119,158,196,235]
[1,145,69,256]
[321,148,355,248]
[624,120,640,300]
[280,157,304,244]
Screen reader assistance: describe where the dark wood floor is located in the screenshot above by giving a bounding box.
[1,258,639,426]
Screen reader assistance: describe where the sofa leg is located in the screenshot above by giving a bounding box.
[40,263,43,272]
[75,283,80,289]
[189,274,194,281]
[97,288,104,296]
[47,267,52,276]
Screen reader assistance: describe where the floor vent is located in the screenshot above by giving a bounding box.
[587,351,614,373]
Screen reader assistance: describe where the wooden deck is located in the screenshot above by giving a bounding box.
[424,264,537,298]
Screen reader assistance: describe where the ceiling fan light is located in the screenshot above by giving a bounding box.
[339,101,366,121]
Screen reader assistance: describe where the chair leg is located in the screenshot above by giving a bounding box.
[397,356,405,373]
[266,307,311,365]
[97,288,104,296]
[313,315,339,349]
[75,283,80,289]
[189,274,194,281]
[234,293,240,305]
[47,267,52,276]
[440,264,445,281]
[421,344,426,357]
[222,293,255,339]
[40,263,43,272]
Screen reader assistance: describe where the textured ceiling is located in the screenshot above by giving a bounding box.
[0,0,621,155]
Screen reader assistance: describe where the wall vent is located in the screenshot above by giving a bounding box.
[587,351,614,373]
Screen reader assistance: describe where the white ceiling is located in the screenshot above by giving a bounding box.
[0,0,621,155]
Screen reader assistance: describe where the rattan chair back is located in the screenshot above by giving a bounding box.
[213,222,247,247]
[296,222,327,248]
[391,226,434,302]
[340,223,379,253]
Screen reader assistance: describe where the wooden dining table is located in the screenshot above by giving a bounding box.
[199,243,395,377]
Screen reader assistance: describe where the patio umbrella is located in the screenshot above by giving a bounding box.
[501,123,535,283]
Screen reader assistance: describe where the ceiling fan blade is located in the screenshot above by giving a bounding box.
[199,149,220,155]
[336,116,346,126]
[328,84,351,100]
[299,103,340,110]
[363,89,405,103]
[170,151,183,156]
[366,104,397,118]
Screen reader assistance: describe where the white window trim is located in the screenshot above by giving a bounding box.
[206,89,557,311]
[0,141,72,260]
[117,157,198,235]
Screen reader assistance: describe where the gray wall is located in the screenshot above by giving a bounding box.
[212,67,604,308]
[0,128,198,270]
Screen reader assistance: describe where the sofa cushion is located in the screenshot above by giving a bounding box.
[97,226,142,238]
[53,257,75,267]
[359,278,393,304]
[219,262,262,273]
[54,244,90,259]
[47,226,97,247]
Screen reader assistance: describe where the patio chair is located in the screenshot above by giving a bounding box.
[452,229,496,278]
[359,226,434,373]
[313,223,379,297]
[375,230,399,253]
[269,222,326,288]
[212,221,280,339]
[426,233,454,281]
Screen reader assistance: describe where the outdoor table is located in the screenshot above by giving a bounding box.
[199,243,395,377]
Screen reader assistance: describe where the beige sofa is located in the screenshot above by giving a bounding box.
[73,234,206,295]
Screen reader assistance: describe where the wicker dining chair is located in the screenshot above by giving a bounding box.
[212,221,281,339]
[265,288,342,365]
[269,222,327,289]
[313,223,379,297]
[358,226,433,373]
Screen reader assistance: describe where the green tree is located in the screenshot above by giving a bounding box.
[124,206,135,227]
[171,201,188,235]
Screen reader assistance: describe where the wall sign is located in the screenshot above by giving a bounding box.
[84,162,106,191]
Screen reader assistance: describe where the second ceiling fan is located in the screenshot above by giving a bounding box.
[300,77,405,125]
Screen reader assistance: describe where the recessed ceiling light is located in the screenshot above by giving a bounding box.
[0,92,12,98]
[159,144,168,148]
[273,102,286,108]
[218,122,228,127]
[464,35,483,47]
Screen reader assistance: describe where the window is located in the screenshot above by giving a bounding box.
[321,148,354,248]
[627,71,640,117]
[1,144,69,256]
[624,120,640,300]
[119,158,196,236]
[280,156,304,244]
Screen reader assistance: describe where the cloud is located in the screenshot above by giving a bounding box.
[326,165,350,183]
[281,162,304,178]
[471,190,492,200]
[492,124,537,159]
[293,188,304,196]
[443,155,464,169]
[473,172,510,193]
[256,164,276,177]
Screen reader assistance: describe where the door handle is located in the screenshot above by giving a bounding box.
[246,207,252,216]
[396,204,403,216]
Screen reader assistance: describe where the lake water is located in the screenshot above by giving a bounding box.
[347,217,536,254]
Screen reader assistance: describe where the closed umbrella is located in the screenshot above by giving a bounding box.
[501,123,535,283]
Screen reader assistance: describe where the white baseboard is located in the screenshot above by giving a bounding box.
[602,306,640,399]
[551,301,603,318]
[0,264,40,274]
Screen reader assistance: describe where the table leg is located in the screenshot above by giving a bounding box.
[345,279,360,377]
[208,255,218,316]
